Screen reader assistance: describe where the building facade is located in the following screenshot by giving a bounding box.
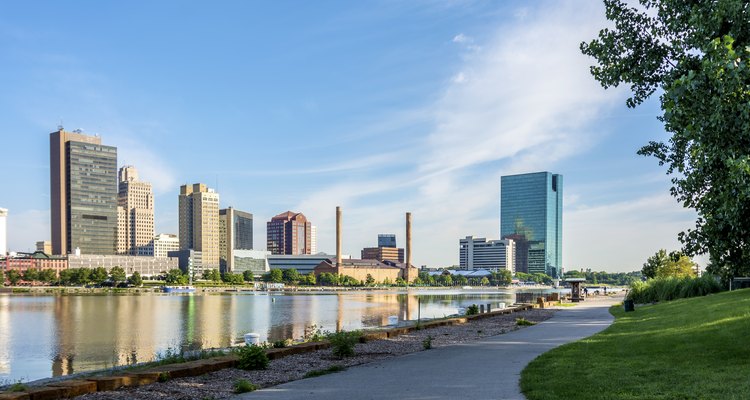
[167,249,205,277]
[219,207,253,272]
[267,253,341,275]
[0,208,6,256]
[458,236,515,272]
[500,172,562,277]
[117,166,154,256]
[378,234,397,248]
[361,247,404,263]
[266,211,312,255]
[0,252,67,282]
[36,241,52,255]
[310,225,317,254]
[151,233,180,258]
[232,249,271,276]
[179,183,220,269]
[68,254,177,278]
[50,128,118,255]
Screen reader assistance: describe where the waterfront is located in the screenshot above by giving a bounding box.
[0,288,545,383]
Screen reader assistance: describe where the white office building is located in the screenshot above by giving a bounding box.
[152,233,180,258]
[459,236,515,273]
[0,208,7,256]
[310,225,317,254]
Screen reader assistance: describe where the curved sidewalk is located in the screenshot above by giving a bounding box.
[235,297,619,400]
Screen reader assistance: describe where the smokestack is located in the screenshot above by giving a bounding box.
[406,212,412,270]
[336,206,342,268]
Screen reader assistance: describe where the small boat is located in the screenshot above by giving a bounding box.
[163,286,196,293]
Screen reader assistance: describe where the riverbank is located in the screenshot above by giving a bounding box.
[57,307,556,400]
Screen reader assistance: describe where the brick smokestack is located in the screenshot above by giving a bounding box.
[336,206,342,268]
[406,212,412,272]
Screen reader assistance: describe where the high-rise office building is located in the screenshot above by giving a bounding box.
[36,241,52,255]
[500,171,562,277]
[50,128,118,255]
[0,208,7,255]
[117,166,154,256]
[266,211,312,255]
[310,225,317,254]
[378,234,397,248]
[459,236,515,272]
[219,207,253,272]
[179,183,220,268]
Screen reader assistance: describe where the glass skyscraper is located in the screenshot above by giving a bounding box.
[500,172,562,278]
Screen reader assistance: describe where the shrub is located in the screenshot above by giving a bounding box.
[466,304,479,315]
[8,382,27,392]
[627,275,722,304]
[304,365,346,378]
[157,371,171,382]
[422,335,434,350]
[328,330,362,358]
[272,340,287,348]
[236,344,269,370]
[234,379,257,393]
[516,317,536,326]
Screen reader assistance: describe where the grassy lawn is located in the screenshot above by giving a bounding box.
[521,289,750,400]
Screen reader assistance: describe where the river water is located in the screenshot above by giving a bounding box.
[0,289,542,383]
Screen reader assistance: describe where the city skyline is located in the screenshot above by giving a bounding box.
[0,1,705,271]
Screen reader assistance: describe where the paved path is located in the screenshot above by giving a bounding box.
[235,297,619,400]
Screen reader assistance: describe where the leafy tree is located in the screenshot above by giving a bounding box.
[39,269,58,284]
[7,270,21,286]
[165,269,187,284]
[303,273,316,285]
[395,277,406,286]
[437,274,453,287]
[453,275,468,286]
[643,249,669,279]
[492,269,513,286]
[317,272,339,286]
[243,270,254,282]
[23,268,39,282]
[110,266,126,285]
[90,267,109,284]
[480,277,490,286]
[201,270,212,280]
[282,268,300,284]
[382,277,392,286]
[209,269,221,283]
[365,274,375,286]
[265,269,283,283]
[0,269,3,285]
[222,272,244,285]
[72,268,91,285]
[128,271,143,287]
[657,252,697,279]
[516,272,531,282]
[58,269,73,286]
[582,0,750,281]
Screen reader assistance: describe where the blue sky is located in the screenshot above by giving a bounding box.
[0,1,703,272]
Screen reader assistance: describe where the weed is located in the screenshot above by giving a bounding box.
[304,365,346,378]
[8,382,28,392]
[516,317,536,326]
[328,330,362,358]
[234,379,258,393]
[422,335,434,350]
[272,339,287,348]
[466,304,479,315]
[157,371,171,382]
[236,345,269,370]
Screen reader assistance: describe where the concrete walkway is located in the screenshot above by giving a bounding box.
[235,297,620,400]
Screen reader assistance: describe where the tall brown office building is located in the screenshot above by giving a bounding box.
[179,183,220,268]
[117,166,154,256]
[50,128,118,255]
[219,207,253,271]
[266,211,311,255]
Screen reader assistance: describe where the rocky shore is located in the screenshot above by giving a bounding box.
[77,308,555,400]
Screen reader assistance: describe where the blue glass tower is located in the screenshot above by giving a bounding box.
[500,172,562,278]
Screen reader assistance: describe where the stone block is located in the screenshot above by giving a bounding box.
[360,332,388,342]
[0,392,31,400]
[87,376,124,391]
[47,380,98,397]
[23,387,64,400]
[122,371,160,386]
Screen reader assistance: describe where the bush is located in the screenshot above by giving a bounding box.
[422,336,434,350]
[627,275,722,304]
[234,379,257,393]
[466,304,479,315]
[157,371,171,382]
[272,340,287,348]
[236,344,269,370]
[328,330,361,359]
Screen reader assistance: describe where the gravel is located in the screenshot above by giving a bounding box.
[78,308,555,400]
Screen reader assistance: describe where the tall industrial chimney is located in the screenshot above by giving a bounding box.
[406,212,412,276]
[336,206,342,268]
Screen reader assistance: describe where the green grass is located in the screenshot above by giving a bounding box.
[303,365,346,378]
[521,289,750,400]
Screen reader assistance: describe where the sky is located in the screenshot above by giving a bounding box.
[0,0,705,272]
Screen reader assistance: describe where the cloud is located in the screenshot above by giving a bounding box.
[452,33,471,44]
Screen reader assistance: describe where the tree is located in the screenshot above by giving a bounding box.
[395,277,406,286]
[643,249,669,279]
[282,268,300,284]
[493,269,513,286]
[265,269,283,283]
[39,269,58,284]
[23,268,39,283]
[58,269,73,286]
[90,267,109,284]
[318,272,339,286]
[165,269,187,285]
[453,275,468,286]
[71,268,91,285]
[243,270,254,282]
[209,269,221,283]
[582,1,750,282]
[222,272,244,285]
[110,266,126,285]
[437,274,453,287]
[7,270,21,286]
[480,277,490,286]
[365,274,375,286]
[303,273,317,285]
[0,269,3,285]
[657,251,697,279]
[128,271,143,287]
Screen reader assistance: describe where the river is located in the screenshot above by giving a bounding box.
[0,288,548,383]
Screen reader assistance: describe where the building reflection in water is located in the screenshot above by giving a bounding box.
[1,290,517,383]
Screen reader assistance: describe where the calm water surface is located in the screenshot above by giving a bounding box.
[0,289,529,382]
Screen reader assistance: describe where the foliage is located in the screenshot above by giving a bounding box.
[382,277,392,286]
[395,277,406,286]
[437,274,453,287]
[127,271,143,287]
[465,304,479,315]
[282,268,300,284]
[521,289,750,399]
[365,274,375,286]
[480,277,490,286]
[157,371,170,382]
[234,379,257,393]
[627,274,722,303]
[90,267,109,284]
[110,266,126,284]
[327,330,362,359]
[516,318,536,326]
[642,249,696,279]
[6,270,22,286]
[302,273,317,285]
[222,272,244,285]
[453,275,468,286]
[317,272,339,286]
[564,270,641,286]
[236,344,269,370]
[491,269,513,286]
[39,268,57,284]
[263,268,283,283]
[303,365,346,378]
[165,269,188,285]
[302,324,325,342]
[422,335,434,350]
[201,269,221,283]
[582,0,750,281]
[272,339,287,348]
[8,382,28,392]
[22,268,39,282]
[242,270,254,282]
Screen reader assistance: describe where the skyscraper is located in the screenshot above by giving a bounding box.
[117,166,154,256]
[378,234,397,248]
[179,183,220,269]
[219,207,253,272]
[500,171,562,278]
[0,208,7,255]
[266,211,311,255]
[310,225,317,254]
[50,128,118,255]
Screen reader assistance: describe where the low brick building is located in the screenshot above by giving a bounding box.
[313,258,403,283]
[0,251,68,283]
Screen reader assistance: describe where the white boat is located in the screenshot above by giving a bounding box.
[163,286,196,293]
